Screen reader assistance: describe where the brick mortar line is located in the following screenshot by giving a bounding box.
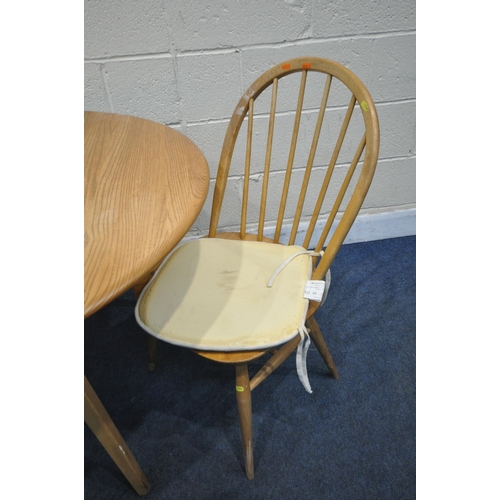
[187,204,416,236]
[220,154,416,182]
[84,30,416,63]
[185,98,416,127]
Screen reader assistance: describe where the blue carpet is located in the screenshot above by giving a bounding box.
[84,235,416,499]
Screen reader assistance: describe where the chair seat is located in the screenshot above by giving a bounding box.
[135,238,312,351]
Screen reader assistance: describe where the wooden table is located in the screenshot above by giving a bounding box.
[84,111,209,495]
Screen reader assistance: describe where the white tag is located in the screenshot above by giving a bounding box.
[303,280,326,302]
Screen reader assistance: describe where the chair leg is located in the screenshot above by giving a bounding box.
[235,363,254,479]
[306,316,340,379]
[148,335,157,372]
[249,335,301,391]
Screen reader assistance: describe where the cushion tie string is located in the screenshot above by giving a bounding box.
[267,250,324,288]
[296,324,312,393]
[322,268,331,306]
[267,249,327,393]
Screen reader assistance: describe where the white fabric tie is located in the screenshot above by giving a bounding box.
[267,250,323,287]
[266,249,329,393]
[322,268,331,306]
[296,324,312,393]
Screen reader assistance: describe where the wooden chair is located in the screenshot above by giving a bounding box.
[135,57,380,479]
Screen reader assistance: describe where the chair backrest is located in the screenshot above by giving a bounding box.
[208,57,380,281]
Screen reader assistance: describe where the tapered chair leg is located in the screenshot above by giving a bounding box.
[235,363,254,479]
[306,316,340,379]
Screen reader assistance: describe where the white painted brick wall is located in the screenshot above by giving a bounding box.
[85,0,416,240]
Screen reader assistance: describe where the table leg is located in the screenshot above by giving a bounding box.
[84,376,150,495]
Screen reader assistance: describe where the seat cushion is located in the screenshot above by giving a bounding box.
[135,238,312,350]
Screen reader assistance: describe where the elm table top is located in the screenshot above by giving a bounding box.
[84,111,209,318]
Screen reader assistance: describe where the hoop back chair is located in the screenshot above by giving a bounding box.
[135,57,380,479]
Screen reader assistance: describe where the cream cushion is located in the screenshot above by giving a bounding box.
[135,238,312,351]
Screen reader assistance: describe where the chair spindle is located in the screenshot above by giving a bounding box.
[273,70,308,243]
[241,98,254,239]
[289,74,332,246]
[302,94,357,249]
[315,132,367,253]
[258,78,279,241]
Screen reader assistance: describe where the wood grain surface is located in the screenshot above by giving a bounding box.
[85,112,209,318]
